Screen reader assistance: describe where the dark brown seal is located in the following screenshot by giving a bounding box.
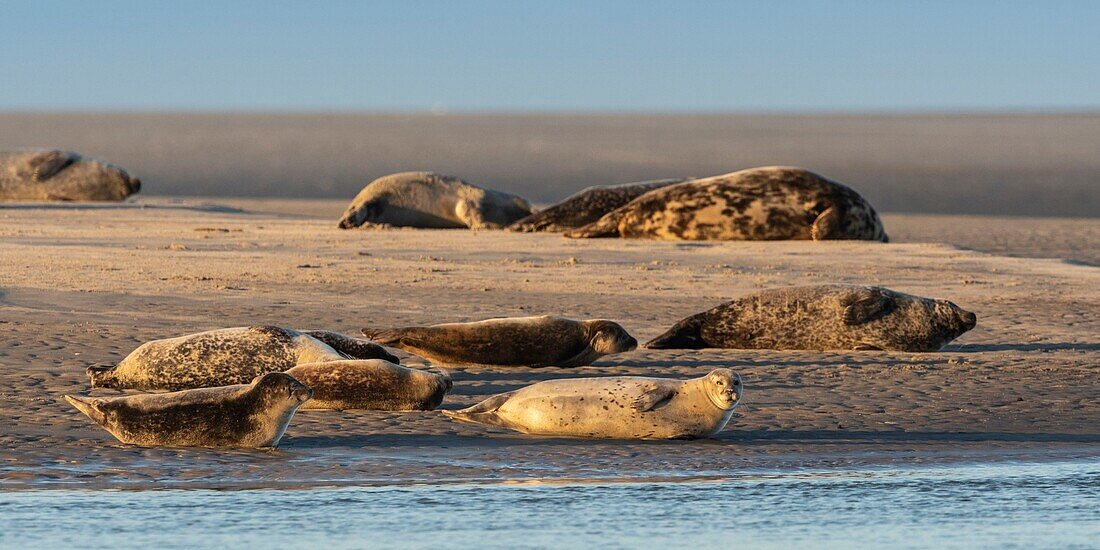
[64,373,312,448]
[506,178,688,232]
[0,149,140,201]
[286,359,452,410]
[645,284,977,352]
[564,166,887,241]
[362,315,637,368]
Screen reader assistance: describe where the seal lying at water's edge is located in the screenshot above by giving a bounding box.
[286,360,452,410]
[87,326,398,391]
[443,368,742,439]
[506,178,689,232]
[363,315,638,368]
[64,373,312,448]
[337,171,534,229]
[564,166,887,241]
[0,149,141,201]
[645,284,977,352]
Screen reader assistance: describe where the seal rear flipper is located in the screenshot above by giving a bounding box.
[359,327,407,346]
[303,330,401,363]
[842,288,897,325]
[64,395,107,425]
[810,205,844,241]
[632,384,675,412]
[562,212,622,239]
[86,363,120,389]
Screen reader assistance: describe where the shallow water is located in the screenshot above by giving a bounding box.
[2,459,1098,549]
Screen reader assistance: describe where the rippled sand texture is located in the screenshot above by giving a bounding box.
[1,200,1097,488]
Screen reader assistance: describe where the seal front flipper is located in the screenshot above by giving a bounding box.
[303,330,400,363]
[810,204,844,241]
[442,391,518,428]
[28,150,76,181]
[841,288,896,325]
[64,395,107,425]
[632,384,675,412]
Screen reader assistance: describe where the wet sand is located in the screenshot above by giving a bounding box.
[1,199,1097,489]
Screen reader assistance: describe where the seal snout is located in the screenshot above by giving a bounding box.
[290,380,313,402]
[960,309,977,331]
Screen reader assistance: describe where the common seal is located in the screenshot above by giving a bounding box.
[0,149,141,201]
[337,171,534,229]
[443,368,743,439]
[564,166,887,241]
[87,326,399,391]
[286,360,453,411]
[64,372,312,448]
[362,315,638,368]
[645,284,977,352]
[506,178,688,232]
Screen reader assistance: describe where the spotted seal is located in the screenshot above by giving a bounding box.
[564,166,887,241]
[506,178,688,232]
[362,315,638,368]
[0,149,141,201]
[87,326,399,391]
[443,368,742,439]
[645,284,977,352]
[64,372,312,448]
[286,360,453,410]
[337,171,534,229]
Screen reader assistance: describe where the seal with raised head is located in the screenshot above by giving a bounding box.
[286,359,453,411]
[64,372,312,448]
[1,149,141,201]
[362,315,638,368]
[564,166,887,241]
[337,171,534,229]
[645,284,977,352]
[506,178,689,233]
[87,326,399,391]
[443,368,743,439]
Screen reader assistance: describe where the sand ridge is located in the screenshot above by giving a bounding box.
[1,200,1097,488]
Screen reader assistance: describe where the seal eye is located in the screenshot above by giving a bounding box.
[715,380,725,386]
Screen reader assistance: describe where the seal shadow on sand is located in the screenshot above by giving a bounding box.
[281,430,1100,450]
[949,343,1100,352]
[0,201,249,214]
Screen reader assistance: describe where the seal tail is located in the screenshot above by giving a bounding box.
[303,330,401,364]
[86,363,120,389]
[64,395,106,425]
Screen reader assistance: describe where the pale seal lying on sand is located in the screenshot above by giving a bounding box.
[337,171,534,229]
[0,149,141,201]
[363,315,638,368]
[443,368,743,439]
[506,178,688,233]
[286,360,452,411]
[88,326,399,391]
[645,284,977,352]
[564,166,887,241]
[64,373,312,448]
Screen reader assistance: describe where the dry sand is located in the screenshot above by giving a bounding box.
[1,198,1097,489]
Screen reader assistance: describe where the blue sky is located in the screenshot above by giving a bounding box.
[1,0,1097,111]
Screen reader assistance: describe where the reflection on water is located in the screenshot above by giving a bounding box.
[2,460,1098,549]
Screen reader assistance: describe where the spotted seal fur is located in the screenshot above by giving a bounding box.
[506,178,688,232]
[362,315,637,368]
[645,284,977,352]
[564,166,887,241]
[1,149,140,201]
[64,372,312,448]
[87,326,398,391]
[286,360,452,410]
[443,368,743,439]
